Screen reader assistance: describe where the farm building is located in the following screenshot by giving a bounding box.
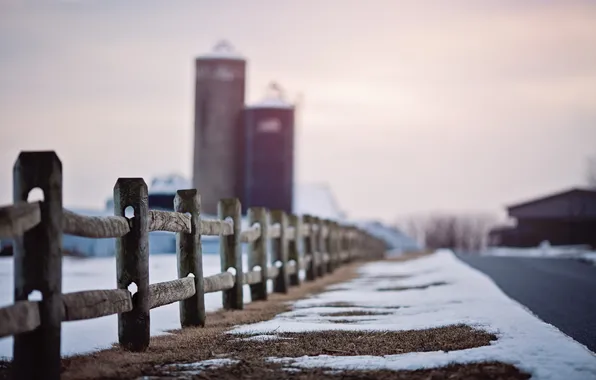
[488,188,596,248]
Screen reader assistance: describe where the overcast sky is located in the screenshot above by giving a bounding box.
[1,0,595,222]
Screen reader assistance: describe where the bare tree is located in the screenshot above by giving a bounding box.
[399,212,498,253]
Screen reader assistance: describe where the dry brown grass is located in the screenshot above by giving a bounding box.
[0,263,362,380]
[136,325,500,378]
[0,252,530,380]
[155,360,530,380]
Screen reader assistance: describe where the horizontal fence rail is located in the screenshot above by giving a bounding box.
[0,151,387,380]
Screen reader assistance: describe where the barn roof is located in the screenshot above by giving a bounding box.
[507,188,596,219]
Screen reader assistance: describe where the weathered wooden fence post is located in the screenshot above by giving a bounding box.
[303,215,316,281]
[326,221,334,273]
[13,151,63,380]
[114,178,150,352]
[270,210,289,293]
[248,207,268,301]
[336,224,343,265]
[348,227,357,262]
[318,219,329,277]
[219,198,243,309]
[175,189,204,327]
[288,214,302,286]
[312,217,325,277]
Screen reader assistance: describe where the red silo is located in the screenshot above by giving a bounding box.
[239,83,295,214]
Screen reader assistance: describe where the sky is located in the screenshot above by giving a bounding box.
[1,0,595,223]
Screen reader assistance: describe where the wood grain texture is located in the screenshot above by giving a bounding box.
[201,219,234,236]
[175,189,205,327]
[148,278,195,309]
[288,214,302,286]
[267,266,280,280]
[218,199,243,310]
[62,289,132,321]
[203,272,235,293]
[114,178,150,352]
[148,210,191,233]
[0,301,40,338]
[300,223,310,237]
[286,226,296,241]
[240,223,261,243]
[286,261,297,276]
[243,270,263,285]
[270,210,289,294]
[63,209,130,238]
[12,151,63,380]
[303,215,316,281]
[0,201,40,239]
[268,223,281,238]
[247,208,268,301]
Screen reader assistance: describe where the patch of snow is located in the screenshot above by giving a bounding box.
[229,250,596,379]
[237,334,292,342]
[246,97,293,109]
[198,40,244,61]
[355,220,422,252]
[161,358,239,377]
[293,183,345,221]
[484,244,596,265]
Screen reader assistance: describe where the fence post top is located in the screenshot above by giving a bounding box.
[175,189,198,198]
[248,206,266,213]
[218,198,241,207]
[14,150,61,166]
[270,209,287,217]
[14,151,62,179]
[113,178,148,191]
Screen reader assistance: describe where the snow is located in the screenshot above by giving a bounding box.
[293,183,345,221]
[355,220,422,252]
[198,40,244,61]
[0,253,274,359]
[160,358,239,377]
[237,334,292,342]
[246,97,293,109]
[229,250,596,379]
[484,243,596,265]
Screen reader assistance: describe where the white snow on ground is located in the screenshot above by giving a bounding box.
[160,358,239,376]
[229,250,596,380]
[0,254,267,358]
[485,243,596,265]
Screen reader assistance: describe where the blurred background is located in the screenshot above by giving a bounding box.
[1,0,595,253]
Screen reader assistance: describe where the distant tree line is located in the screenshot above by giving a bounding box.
[587,155,596,189]
[398,212,498,253]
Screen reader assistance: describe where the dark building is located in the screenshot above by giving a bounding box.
[238,83,295,214]
[192,40,247,215]
[489,188,596,248]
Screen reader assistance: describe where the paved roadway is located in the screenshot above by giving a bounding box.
[457,254,596,353]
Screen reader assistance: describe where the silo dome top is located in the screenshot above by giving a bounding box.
[198,40,244,61]
[246,82,294,109]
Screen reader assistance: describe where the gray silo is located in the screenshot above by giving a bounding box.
[192,40,247,215]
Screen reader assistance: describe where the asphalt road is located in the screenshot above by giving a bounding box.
[457,254,596,353]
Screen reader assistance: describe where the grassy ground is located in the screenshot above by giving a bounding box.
[0,252,531,379]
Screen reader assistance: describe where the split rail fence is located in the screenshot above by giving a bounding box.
[0,151,386,380]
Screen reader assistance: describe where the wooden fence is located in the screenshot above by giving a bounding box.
[0,151,386,380]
